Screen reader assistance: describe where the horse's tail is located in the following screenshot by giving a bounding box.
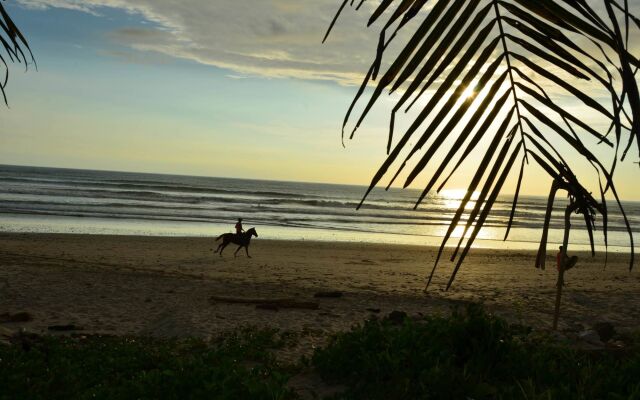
[215,234,224,241]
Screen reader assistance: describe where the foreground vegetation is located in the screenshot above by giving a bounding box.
[0,328,296,400]
[1,306,639,399]
[314,306,640,399]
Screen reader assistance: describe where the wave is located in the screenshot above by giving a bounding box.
[3,175,639,218]
[0,176,327,200]
[2,190,637,231]
[1,165,638,247]
[1,199,637,234]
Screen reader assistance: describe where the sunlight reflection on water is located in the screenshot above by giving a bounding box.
[0,165,637,254]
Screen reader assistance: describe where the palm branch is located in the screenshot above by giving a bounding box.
[0,0,35,105]
[324,0,638,301]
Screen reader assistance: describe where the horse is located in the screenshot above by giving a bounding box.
[214,227,258,258]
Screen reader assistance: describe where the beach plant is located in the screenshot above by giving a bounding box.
[0,328,297,400]
[313,305,640,399]
[324,0,639,329]
[0,0,35,106]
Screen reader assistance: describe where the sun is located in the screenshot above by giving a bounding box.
[461,86,476,100]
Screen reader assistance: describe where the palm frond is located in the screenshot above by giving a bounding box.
[325,0,639,288]
[0,1,35,106]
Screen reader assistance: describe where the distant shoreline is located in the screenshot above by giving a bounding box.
[0,215,637,253]
[1,231,637,256]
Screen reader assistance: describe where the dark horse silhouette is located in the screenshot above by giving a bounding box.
[214,227,258,258]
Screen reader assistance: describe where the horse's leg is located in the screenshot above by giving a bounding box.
[219,241,228,257]
[245,246,251,258]
[234,245,242,257]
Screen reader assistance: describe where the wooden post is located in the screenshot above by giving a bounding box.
[553,204,575,330]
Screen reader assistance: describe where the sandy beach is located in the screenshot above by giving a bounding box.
[1,233,638,358]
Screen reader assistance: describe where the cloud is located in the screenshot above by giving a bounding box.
[16,0,101,15]
[97,49,173,65]
[14,0,640,89]
[16,0,383,85]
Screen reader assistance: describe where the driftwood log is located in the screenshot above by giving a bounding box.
[209,295,319,310]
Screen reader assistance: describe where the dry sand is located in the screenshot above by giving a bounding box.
[1,233,638,358]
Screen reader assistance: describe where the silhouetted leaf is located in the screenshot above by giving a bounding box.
[371,0,422,79]
[426,121,514,288]
[418,76,512,197]
[326,0,638,291]
[506,34,590,81]
[502,16,607,85]
[447,142,523,289]
[531,164,561,270]
[437,105,516,193]
[424,5,494,89]
[345,0,453,141]
[356,37,501,209]
[0,2,35,105]
[390,0,469,95]
[504,156,526,241]
[367,0,395,27]
[403,60,507,190]
[322,0,349,44]
[512,54,615,124]
[451,136,518,261]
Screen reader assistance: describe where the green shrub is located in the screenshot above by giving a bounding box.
[2,307,639,400]
[312,305,640,400]
[0,328,296,400]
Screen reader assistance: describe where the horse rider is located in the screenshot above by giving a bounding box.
[235,218,244,236]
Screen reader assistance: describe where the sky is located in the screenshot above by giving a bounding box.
[1,0,640,199]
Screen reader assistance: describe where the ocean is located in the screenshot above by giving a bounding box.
[0,164,638,252]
